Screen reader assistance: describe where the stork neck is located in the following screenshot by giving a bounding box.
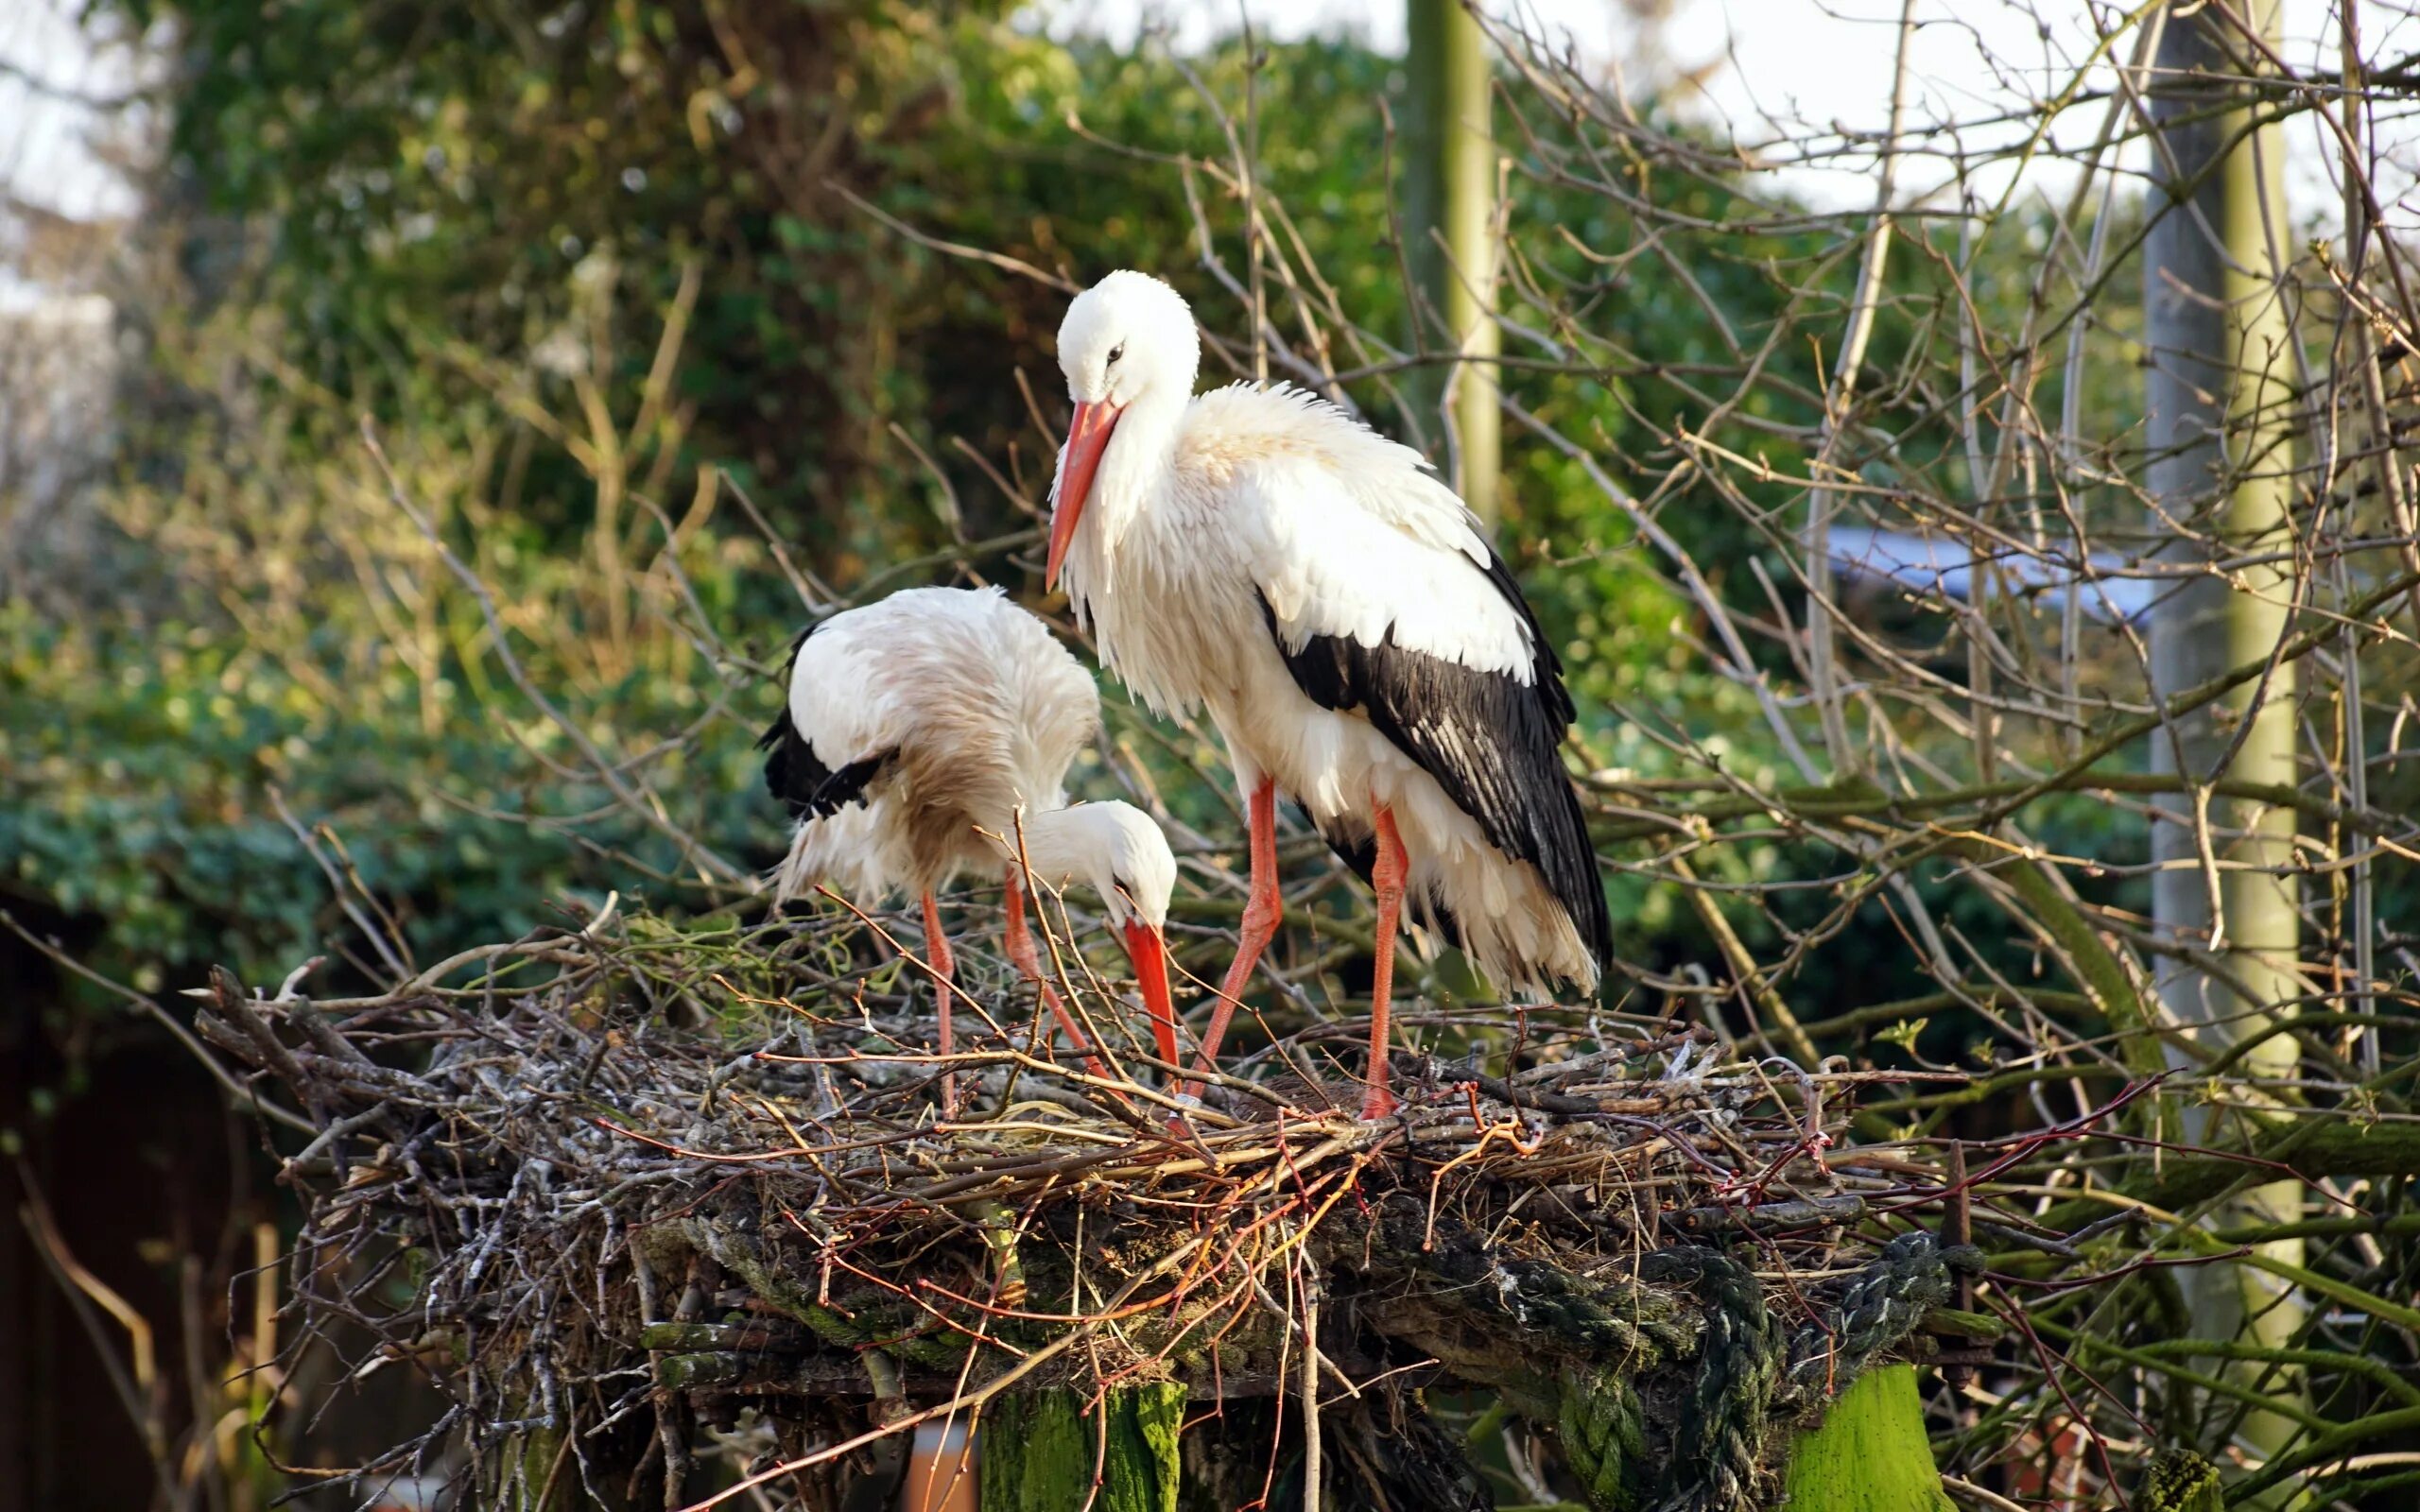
[1010,805,1081,873]
[1086,387,1184,550]
[1007,805,1117,920]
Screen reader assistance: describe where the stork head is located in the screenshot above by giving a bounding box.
[1048,271,1200,588]
[1015,799,1181,1064]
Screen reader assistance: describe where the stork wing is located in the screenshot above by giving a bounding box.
[1238,453,1612,974]
[760,622,897,818]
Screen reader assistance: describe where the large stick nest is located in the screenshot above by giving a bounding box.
[197,901,1982,1511]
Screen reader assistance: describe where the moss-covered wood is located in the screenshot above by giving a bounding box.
[1781,1366,1951,1512]
[978,1386,1185,1512]
[493,1405,569,1512]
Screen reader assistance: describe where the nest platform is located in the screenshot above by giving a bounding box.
[195,905,1982,1511]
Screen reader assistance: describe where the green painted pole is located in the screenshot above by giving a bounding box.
[1404,0,1501,527]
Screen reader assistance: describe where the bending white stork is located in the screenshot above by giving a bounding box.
[757,585,1180,1099]
[1046,271,1613,1119]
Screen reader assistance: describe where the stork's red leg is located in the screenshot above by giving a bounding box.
[1002,868,1111,1079]
[1362,802,1409,1120]
[921,889,959,1115]
[1184,777,1279,1098]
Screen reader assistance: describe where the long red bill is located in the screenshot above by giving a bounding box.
[1047,399,1121,590]
[1121,919,1177,1067]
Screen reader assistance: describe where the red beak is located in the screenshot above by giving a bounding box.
[1121,919,1177,1066]
[1047,400,1121,590]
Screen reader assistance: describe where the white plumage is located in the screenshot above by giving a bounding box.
[1047,271,1612,1117]
[771,587,1091,902]
[759,584,1180,1075]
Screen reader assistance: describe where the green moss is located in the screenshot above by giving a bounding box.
[1780,1366,1949,1512]
[979,1386,1184,1512]
[2138,1452,2223,1512]
[1556,1365,1648,1512]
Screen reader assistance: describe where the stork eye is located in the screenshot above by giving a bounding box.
[1106,343,1125,368]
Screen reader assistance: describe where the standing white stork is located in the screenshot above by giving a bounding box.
[758,585,1181,1099]
[1046,271,1612,1119]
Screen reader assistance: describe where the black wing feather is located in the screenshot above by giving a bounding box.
[759,624,891,818]
[1259,543,1612,981]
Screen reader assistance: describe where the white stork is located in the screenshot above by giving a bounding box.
[758,585,1181,1097]
[1046,271,1612,1119]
